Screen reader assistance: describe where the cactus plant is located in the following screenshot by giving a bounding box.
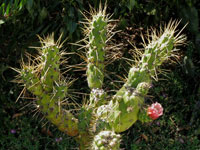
[13,4,186,150]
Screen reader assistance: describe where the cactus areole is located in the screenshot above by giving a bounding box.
[14,4,186,150]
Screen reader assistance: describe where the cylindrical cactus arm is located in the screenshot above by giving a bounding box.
[39,36,60,92]
[17,35,79,137]
[84,7,108,109]
[97,20,186,133]
[126,21,187,88]
[86,10,107,90]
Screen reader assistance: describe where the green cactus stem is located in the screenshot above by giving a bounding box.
[39,37,60,92]
[86,10,107,90]
[85,6,109,112]
[97,82,146,132]
[36,88,78,136]
[17,35,79,137]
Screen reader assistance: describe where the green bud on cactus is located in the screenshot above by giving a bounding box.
[92,130,121,150]
[89,88,107,108]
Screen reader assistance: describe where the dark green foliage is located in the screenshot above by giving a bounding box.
[0,0,84,53]
[0,0,28,18]
[0,114,77,150]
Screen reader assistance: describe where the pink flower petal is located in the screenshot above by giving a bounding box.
[147,102,163,120]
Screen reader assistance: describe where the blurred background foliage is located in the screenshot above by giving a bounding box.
[0,0,200,149]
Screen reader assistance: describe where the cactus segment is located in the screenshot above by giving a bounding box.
[38,94,78,136]
[108,92,144,132]
[96,83,147,132]
[125,21,186,88]
[86,10,107,89]
[138,20,186,78]
[78,108,93,133]
[139,33,175,77]
[21,66,79,136]
[92,130,121,150]
[87,63,104,89]
[125,67,151,88]
[135,82,152,96]
[18,35,79,137]
[97,21,187,133]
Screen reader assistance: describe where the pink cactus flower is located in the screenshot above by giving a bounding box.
[147,102,163,120]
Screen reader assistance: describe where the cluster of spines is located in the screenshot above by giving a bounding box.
[89,88,107,108]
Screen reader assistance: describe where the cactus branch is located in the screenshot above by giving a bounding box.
[16,34,79,137]
[86,7,107,90]
[97,20,186,133]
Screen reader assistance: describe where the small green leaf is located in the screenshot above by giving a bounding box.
[128,0,135,11]
[19,0,25,10]
[6,3,10,16]
[26,0,33,12]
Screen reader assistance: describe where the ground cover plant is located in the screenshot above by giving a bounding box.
[1,0,200,150]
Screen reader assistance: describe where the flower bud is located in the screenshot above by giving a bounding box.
[147,102,163,120]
